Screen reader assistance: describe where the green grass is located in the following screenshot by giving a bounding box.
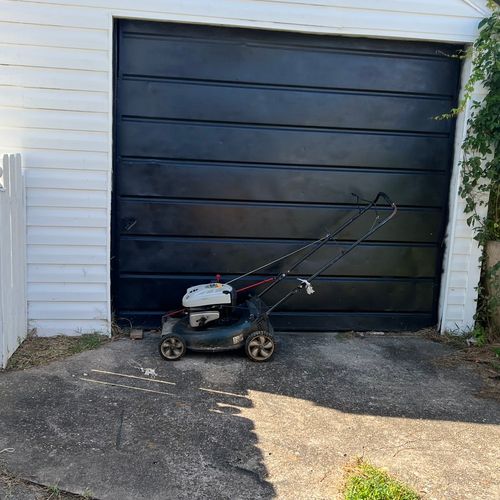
[70,334,106,354]
[344,459,420,500]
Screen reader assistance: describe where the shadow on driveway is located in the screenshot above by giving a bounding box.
[0,333,498,499]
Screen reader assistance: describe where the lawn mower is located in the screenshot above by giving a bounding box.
[159,192,397,362]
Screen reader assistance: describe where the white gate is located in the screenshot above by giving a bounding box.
[0,153,27,368]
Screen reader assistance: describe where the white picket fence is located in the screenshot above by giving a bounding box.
[0,154,27,368]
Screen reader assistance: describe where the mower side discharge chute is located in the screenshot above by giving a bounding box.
[159,192,397,362]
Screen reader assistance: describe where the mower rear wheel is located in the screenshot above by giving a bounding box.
[245,331,275,362]
[159,335,186,361]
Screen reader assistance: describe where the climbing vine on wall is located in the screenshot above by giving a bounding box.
[440,3,499,340]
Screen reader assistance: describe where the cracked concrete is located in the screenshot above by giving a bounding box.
[0,333,499,499]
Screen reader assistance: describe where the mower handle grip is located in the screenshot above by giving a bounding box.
[373,191,395,208]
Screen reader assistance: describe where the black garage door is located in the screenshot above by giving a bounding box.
[112,20,461,331]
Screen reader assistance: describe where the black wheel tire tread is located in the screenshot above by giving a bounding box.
[245,330,276,362]
[159,334,186,361]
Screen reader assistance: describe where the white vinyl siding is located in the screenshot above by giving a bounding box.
[0,0,488,335]
[439,59,488,332]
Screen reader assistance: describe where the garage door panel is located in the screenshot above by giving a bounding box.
[121,20,457,58]
[118,160,448,208]
[119,238,438,278]
[270,311,434,331]
[116,275,435,313]
[120,120,450,170]
[119,310,434,331]
[119,200,442,243]
[119,79,453,134]
[120,33,458,96]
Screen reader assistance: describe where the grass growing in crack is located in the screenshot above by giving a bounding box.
[3,333,109,371]
[0,469,88,499]
[47,484,61,499]
[343,459,420,500]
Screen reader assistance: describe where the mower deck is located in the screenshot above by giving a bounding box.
[161,297,271,352]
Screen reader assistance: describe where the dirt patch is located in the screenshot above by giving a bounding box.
[427,334,500,401]
[2,333,109,372]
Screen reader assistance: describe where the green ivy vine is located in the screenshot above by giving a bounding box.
[442,3,500,342]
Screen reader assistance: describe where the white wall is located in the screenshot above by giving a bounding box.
[438,60,489,333]
[0,0,489,335]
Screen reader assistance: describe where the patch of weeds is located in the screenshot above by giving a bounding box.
[424,329,471,349]
[429,338,500,401]
[82,488,93,499]
[70,334,106,354]
[47,484,61,499]
[3,333,109,371]
[472,324,488,346]
[0,468,89,499]
[343,458,420,500]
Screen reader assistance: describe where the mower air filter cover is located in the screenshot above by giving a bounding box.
[182,283,234,308]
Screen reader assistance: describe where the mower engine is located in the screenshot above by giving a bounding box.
[182,282,236,328]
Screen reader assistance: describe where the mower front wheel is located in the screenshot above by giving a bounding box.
[245,331,276,362]
[159,335,186,361]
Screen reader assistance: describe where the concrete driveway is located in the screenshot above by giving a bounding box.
[0,333,499,499]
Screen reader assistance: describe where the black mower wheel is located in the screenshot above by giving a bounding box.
[245,331,275,362]
[159,335,186,361]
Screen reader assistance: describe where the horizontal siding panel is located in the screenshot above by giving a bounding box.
[0,127,108,152]
[0,107,107,132]
[29,301,107,320]
[28,282,107,302]
[22,150,108,171]
[457,205,472,223]
[28,188,107,208]
[0,66,107,92]
[28,244,107,264]
[446,289,467,306]
[0,86,108,113]
[0,43,108,71]
[0,0,108,29]
[0,21,108,50]
[28,264,107,283]
[444,304,465,321]
[29,319,109,336]
[454,220,472,238]
[28,226,107,246]
[251,0,485,17]
[449,271,467,289]
[25,168,108,190]
[450,254,469,271]
[31,0,485,18]
[452,237,472,256]
[27,206,107,228]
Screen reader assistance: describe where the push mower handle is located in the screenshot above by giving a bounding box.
[373,191,395,208]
